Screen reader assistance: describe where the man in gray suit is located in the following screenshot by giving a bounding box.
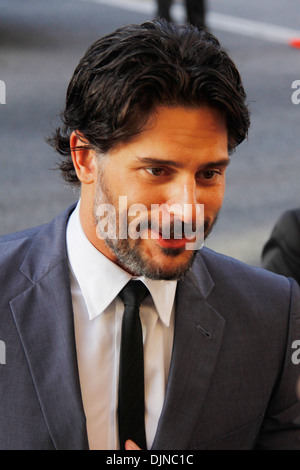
[0,20,300,450]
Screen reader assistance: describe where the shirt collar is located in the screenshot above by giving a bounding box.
[66,201,177,326]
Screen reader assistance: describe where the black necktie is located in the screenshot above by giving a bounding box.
[118,280,149,450]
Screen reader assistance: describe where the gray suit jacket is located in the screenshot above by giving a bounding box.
[0,205,300,450]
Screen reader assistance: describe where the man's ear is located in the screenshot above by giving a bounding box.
[70,131,97,184]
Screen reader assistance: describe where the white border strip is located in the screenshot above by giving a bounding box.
[81,0,300,44]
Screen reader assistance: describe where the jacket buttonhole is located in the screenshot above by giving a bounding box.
[196,325,211,338]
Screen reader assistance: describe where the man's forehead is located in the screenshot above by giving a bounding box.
[107,106,229,167]
[136,105,227,142]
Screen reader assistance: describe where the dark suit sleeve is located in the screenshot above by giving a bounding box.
[254,278,300,449]
[262,209,300,284]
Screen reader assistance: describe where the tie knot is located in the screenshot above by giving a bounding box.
[119,280,149,308]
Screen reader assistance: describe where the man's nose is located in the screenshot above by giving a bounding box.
[165,180,199,223]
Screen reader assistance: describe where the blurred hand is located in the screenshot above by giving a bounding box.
[125,440,141,450]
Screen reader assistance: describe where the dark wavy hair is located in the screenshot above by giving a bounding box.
[48,19,250,185]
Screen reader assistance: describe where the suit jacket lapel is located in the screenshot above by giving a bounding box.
[152,252,226,450]
[10,206,88,450]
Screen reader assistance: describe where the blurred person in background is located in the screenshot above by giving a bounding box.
[156,0,207,29]
[262,208,300,284]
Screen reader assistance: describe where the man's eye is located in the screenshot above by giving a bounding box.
[145,168,166,177]
[201,170,221,180]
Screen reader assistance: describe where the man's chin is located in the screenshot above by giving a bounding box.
[104,237,198,280]
[122,258,197,281]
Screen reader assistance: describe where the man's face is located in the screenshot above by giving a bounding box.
[93,106,229,280]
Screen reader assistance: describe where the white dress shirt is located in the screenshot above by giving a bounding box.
[66,202,177,450]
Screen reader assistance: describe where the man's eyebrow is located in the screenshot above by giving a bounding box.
[200,158,231,170]
[135,156,231,169]
[135,157,184,167]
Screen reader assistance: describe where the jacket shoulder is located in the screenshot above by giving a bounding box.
[0,225,44,271]
[195,247,300,345]
[198,246,293,293]
[0,204,76,290]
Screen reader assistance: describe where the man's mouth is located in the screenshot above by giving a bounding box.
[148,229,194,249]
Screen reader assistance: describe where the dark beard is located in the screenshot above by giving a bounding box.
[102,213,219,280]
[104,235,198,280]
